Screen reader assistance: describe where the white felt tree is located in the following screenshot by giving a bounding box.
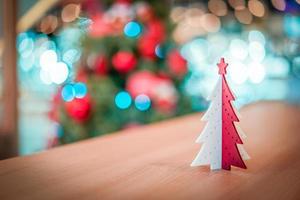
[190,77,222,170]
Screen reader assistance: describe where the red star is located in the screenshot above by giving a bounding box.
[217,58,228,75]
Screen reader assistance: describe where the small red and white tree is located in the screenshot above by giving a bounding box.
[191,58,249,170]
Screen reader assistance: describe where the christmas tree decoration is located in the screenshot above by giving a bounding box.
[47,0,194,145]
[138,35,160,60]
[65,96,92,123]
[112,51,137,73]
[191,58,249,171]
[151,77,178,113]
[126,71,157,98]
[93,55,108,76]
[167,49,188,77]
[144,20,165,42]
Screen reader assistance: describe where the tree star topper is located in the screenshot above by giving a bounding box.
[191,58,249,171]
[217,58,228,75]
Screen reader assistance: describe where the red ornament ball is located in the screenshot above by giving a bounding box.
[151,77,178,113]
[138,20,165,60]
[112,51,137,73]
[65,96,91,123]
[126,70,156,97]
[115,0,132,4]
[167,50,188,77]
[94,55,108,75]
[138,35,159,60]
[88,14,114,38]
[145,20,166,42]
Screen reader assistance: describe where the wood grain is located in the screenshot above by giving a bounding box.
[0,102,300,200]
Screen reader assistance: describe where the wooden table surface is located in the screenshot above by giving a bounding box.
[1,102,300,200]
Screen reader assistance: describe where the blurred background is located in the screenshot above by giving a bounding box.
[0,0,299,159]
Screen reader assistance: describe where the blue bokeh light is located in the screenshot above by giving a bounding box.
[18,38,34,58]
[181,38,210,64]
[74,82,87,98]
[63,48,82,66]
[135,94,151,111]
[248,30,266,45]
[155,45,164,58]
[292,56,300,78]
[284,15,300,39]
[124,21,142,38]
[115,91,132,109]
[61,84,75,102]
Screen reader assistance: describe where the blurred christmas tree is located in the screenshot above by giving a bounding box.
[49,0,194,145]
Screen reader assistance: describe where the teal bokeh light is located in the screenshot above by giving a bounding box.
[155,45,164,58]
[61,84,75,102]
[284,15,300,39]
[124,21,142,38]
[74,82,87,98]
[115,91,132,109]
[135,94,151,111]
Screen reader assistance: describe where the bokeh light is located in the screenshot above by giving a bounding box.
[40,40,56,52]
[39,69,52,85]
[229,39,248,60]
[115,91,132,109]
[271,0,286,11]
[63,48,81,66]
[264,56,290,78]
[283,15,300,39]
[40,50,57,70]
[228,61,248,84]
[200,13,221,33]
[61,4,81,23]
[74,82,87,98]
[292,57,300,78]
[235,8,253,24]
[124,21,142,38]
[135,94,151,111]
[248,30,266,45]
[248,62,266,84]
[49,62,69,84]
[155,45,164,58]
[39,15,58,34]
[208,0,227,17]
[185,9,204,29]
[229,0,246,10]
[19,54,35,71]
[248,41,265,62]
[170,6,186,23]
[181,38,210,63]
[248,0,265,17]
[18,37,34,58]
[62,84,75,102]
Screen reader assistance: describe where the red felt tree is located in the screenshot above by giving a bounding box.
[191,58,249,171]
[220,58,247,170]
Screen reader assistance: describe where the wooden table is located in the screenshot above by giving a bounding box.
[1,102,300,200]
